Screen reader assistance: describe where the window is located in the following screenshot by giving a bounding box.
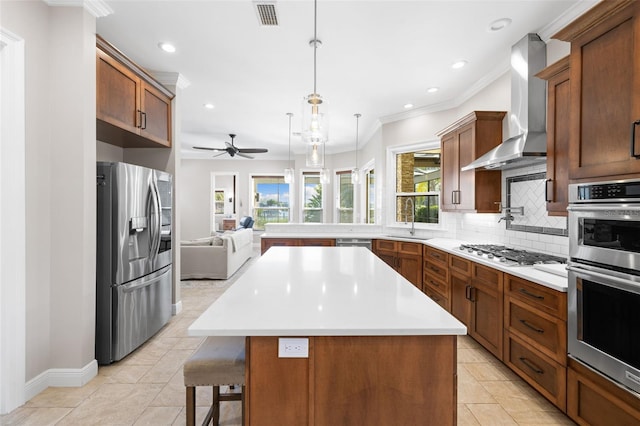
[252,176,290,230]
[335,171,354,223]
[394,147,440,224]
[302,172,323,223]
[366,168,375,224]
[214,190,224,215]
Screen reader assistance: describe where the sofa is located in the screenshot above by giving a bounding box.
[180,228,253,280]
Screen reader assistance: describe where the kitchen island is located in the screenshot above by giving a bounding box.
[189,246,466,426]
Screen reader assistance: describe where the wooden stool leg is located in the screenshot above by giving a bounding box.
[241,385,246,426]
[186,386,196,426]
[212,385,221,426]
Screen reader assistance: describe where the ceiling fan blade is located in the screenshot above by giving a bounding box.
[211,151,228,158]
[238,148,268,154]
[193,146,226,151]
[236,152,254,159]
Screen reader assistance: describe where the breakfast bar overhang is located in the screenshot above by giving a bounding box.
[189,246,467,425]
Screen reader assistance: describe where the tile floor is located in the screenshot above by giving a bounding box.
[2,245,575,425]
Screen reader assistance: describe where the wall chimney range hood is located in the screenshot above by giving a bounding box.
[461,34,547,171]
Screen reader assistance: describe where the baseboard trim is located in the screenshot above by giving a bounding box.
[173,300,183,315]
[24,359,98,401]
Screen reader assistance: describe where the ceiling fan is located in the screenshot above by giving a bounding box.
[193,134,268,159]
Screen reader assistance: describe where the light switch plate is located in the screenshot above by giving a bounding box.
[278,338,309,358]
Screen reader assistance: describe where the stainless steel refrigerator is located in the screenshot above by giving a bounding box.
[96,162,173,364]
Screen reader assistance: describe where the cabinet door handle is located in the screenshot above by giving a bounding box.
[519,319,544,334]
[632,120,640,158]
[429,279,440,287]
[469,287,476,302]
[519,288,544,300]
[545,179,553,202]
[137,109,142,128]
[465,285,471,300]
[141,111,147,130]
[519,357,544,374]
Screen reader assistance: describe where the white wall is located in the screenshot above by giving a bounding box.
[0,0,98,390]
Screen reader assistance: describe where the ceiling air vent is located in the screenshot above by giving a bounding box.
[254,2,279,26]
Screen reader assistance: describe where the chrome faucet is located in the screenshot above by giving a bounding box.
[498,214,514,223]
[404,197,415,236]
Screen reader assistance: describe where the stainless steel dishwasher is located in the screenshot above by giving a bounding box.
[335,238,372,251]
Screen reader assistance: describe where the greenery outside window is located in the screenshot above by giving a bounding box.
[394,147,440,224]
[336,171,354,223]
[252,176,290,230]
[366,168,375,224]
[214,190,224,215]
[302,172,323,223]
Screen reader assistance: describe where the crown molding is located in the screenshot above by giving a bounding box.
[537,0,600,42]
[152,72,191,90]
[43,0,113,18]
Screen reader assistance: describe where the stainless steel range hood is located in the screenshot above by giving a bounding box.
[461,34,547,171]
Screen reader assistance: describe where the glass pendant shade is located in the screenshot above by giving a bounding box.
[306,140,324,167]
[301,94,328,146]
[351,167,360,184]
[284,168,294,184]
[320,167,330,184]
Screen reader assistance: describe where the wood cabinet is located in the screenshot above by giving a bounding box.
[537,57,570,216]
[567,357,640,425]
[448,255,503,360]
[373,240,422,289]
[504,274,567,411]
[260,238,335,255]
[222,219,236,231]
[553,1,640,181]
[96,36,173,148]
[423,247,450,310]
[438,111,505,213]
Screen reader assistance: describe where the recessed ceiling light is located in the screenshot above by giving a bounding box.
[203,103,215,109]
[427,87,439,93]
[488,18,512,32]
[158,42,176,53]
[451,60,468,70]
[404,103,414,109]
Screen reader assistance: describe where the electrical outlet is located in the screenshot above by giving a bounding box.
[278,338,309,358]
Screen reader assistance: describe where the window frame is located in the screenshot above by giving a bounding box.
[250,174,292,230]
[334,169,355,223]
[300,170,325,223]
[386,141,442,229]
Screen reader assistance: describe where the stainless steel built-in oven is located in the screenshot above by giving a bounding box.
[567,179,640,394]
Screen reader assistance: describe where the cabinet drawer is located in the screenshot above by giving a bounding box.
[374,239,398,253]
[398,241,421,255]
[505,297,566,365]
[423,272,449,299]
[506,274,567,320]
[473,263,502,287]
[449,254,471,277]
[300,238,335,247]
[424,287,450,311]
[424,260,448,282]
[424,246,448,266]
[505,333,566,411]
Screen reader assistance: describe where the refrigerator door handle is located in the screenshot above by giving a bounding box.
[148,179,161,258]
[120,268,168,293]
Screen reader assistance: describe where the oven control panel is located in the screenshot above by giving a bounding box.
[570,179,640,203]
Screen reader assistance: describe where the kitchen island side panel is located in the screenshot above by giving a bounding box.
[247,335,457,426]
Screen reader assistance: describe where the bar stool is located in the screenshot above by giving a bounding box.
[183,336,246,426]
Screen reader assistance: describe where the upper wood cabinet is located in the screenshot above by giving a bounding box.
[438,111,505,213]
[536,57,570,216]
[96,36,174,148]
[553,1,640,181]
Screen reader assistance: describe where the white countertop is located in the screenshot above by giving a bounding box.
[188,246,467,337]
[424,238,568,292]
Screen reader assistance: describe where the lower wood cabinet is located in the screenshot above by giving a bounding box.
[373,239,423,289]
[260,238,335,255]
[567,357,640,425]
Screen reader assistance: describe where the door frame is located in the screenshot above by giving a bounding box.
[0,27,27,414]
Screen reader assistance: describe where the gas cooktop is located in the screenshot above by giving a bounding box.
[458,244,567,266]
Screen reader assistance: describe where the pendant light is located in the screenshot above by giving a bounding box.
[303,0,328,167]
[351,113,361,184]
[320,143,330,184]
[284,113,294,184]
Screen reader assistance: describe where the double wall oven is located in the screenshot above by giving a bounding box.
[567,179,640,394]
